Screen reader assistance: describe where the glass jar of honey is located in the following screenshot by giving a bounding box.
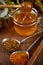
[10,2,38,36]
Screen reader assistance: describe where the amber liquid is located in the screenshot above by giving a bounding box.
[13,9,37,36]
[14,25,36,36]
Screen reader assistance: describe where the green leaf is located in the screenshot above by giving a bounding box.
[4,0,15,4]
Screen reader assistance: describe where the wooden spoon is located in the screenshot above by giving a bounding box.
[0,5,21,8]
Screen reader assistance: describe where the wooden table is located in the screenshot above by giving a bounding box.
[0,13,43,65]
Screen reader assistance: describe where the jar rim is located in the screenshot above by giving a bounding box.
[10,8,38,27]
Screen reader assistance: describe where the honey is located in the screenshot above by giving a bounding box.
[14,25,36,36]
[13,2,38,36]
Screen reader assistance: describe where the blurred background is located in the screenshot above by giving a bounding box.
[0,0,43,30]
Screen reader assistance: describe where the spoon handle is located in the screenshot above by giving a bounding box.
[0,5,21,8]
[21,29,43,43]
[27,35,42,51]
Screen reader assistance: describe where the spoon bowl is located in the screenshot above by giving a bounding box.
[10,50,29,58]
[1,38,20,52]
[10,50,29,65]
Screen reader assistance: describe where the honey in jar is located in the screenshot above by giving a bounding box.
[13,2,38,36]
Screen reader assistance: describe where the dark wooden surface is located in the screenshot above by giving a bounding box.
[27,40,43,65]
[36,52,43,65]
[0,13,43,65]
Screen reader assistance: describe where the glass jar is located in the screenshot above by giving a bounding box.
[10,8,39,36]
